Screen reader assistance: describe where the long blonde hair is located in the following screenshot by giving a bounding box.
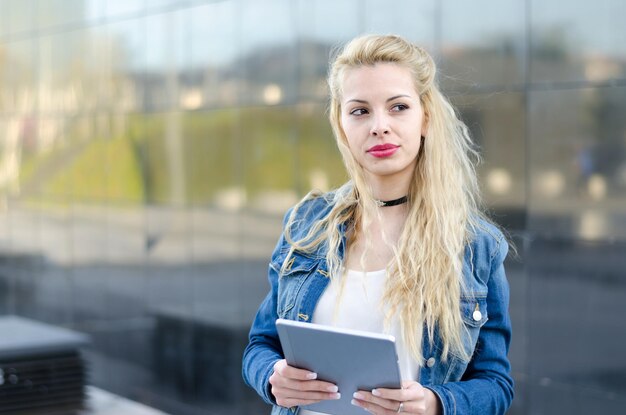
[282,34,484,364]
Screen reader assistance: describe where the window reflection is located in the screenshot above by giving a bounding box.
[529,87,626,239]
[144,11,185,111]
[36,0,87,29]
[297,0,362,101]
[105,19,147,113]
[240,0,298,106]
[183,110,238,206]
[4,0,35,36]
[103,0,145,19]
[452,92,526,219]
[364,0,435,46]
[240,106,298,213]
[530,0,626,83]
[440,0,525,89]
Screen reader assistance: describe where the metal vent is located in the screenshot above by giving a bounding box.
[0,316,89,414]
[0,351,86,414]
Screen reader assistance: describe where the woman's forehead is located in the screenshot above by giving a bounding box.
[340,63,418,101]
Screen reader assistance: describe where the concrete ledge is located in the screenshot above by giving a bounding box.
[83,386,170,415]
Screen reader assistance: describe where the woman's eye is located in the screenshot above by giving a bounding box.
[390,103,409,112]
[350,108,368,116]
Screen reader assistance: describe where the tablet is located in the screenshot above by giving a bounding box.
[276,318,402,415]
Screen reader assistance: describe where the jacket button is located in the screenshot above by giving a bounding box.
[472,310,482,321]
[426,357,436,368]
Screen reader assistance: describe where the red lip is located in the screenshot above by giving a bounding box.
[367,143,399,158]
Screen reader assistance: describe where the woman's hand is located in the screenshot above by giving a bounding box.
[351,381,442,415]
[269,359,341,408]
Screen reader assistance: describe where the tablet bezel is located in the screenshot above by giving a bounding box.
[276,318,402,415]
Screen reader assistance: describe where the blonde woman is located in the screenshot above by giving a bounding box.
[243,34,513,415]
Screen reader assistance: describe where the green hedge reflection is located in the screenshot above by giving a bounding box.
[17,106,346,207]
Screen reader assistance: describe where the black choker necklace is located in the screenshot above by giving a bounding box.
[375,195,408,207]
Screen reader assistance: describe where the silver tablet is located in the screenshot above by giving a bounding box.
[276,318,402,415]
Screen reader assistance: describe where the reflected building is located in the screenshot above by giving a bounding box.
[1,1,626,414]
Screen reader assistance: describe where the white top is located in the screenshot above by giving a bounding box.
[300,269,418,415]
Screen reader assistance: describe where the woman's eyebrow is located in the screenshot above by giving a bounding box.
[345,94,412,105]
[386,94,412,102]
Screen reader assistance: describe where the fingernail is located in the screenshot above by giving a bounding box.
[371,389,381,396]
[326,385,338,393]
[351,399,360,406]
[353,392,364,399]
[306,372,317,380]
[332,393,341,400]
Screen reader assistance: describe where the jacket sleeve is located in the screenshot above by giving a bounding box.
[427,236,514,415]
[241,216,290,405]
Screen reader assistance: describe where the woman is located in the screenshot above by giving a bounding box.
[242,34,513,415]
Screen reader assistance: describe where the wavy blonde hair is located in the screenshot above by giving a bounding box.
[282,34,484,364]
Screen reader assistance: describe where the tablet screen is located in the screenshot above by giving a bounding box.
[276,318,402,415]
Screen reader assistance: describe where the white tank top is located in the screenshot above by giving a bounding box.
[299,269,418,415]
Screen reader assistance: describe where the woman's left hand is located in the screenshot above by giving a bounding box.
[351,381,441,415]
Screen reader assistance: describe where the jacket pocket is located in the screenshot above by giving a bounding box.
[276,253,317,318]
[460,295,488,352]
[443,296,489,382]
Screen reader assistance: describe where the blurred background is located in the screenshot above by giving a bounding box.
[0,0,625,414]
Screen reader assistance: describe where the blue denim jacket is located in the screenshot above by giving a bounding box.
[242,194,514,415]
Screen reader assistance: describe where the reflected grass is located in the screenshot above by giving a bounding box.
[15,106,346,207]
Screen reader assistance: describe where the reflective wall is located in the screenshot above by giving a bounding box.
[1,1,625,414]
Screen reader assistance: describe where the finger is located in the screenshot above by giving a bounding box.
[352,391,399,412]
[277,397,326,408]
[270,372,339,393]
[272,386,341,402]
[352,397,399,415]
[273,384,341,410]
[274,360,318,381]
[370,383,425,402]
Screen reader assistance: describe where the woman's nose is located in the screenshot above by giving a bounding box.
[370,115,390,136]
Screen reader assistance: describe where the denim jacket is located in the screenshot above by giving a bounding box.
[242,193,514,415]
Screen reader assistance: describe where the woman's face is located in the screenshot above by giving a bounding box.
[340,63,427,185]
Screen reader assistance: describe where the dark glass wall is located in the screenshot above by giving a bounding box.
[0,1,625,414]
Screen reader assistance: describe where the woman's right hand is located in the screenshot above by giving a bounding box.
[269,359,341,408]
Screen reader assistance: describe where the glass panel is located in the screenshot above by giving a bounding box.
[37,199,71,268]
[440,0,526,89]
[0,38,37,114]
[528,87,626,240]
[4,0,35,37]
[296,0,363,101]
[240,0,297,106]
[145,206,190,268]
[183,110,238,205]
[36,0,88,30]
[451,92,527,230]
[527,237,626,413]
[364,0,436,47]
[103,0,145,20]
[530,0,626,83]
[506,234,528,415]
[103,18,147,114]
[239,106,298,213]
[146,0,183,10]
[184,106,246,407]
[106,111,183,206]
[185,1,239,109]
[295,103,346,195]
[0,2,7,40]
[132,112,186,205]
[85,0,105,22]
[144,11,185,111]
[39,30,90,115]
